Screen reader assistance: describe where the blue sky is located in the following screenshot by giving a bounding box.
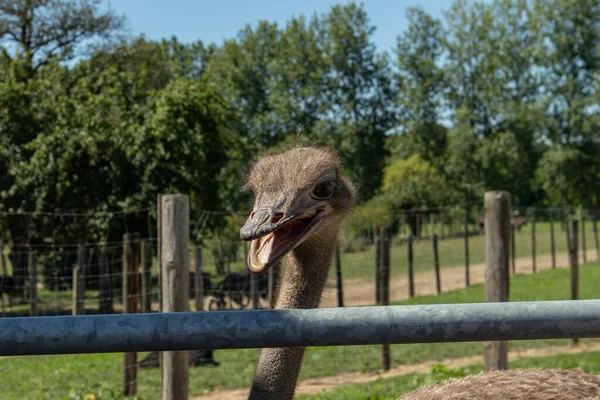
[103,1,456,54]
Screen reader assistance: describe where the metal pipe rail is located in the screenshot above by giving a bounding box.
[1,300,600,356]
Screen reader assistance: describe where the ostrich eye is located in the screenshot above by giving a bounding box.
[311,181,336,200]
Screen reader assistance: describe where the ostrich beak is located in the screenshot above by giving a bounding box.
[240,206,329,273]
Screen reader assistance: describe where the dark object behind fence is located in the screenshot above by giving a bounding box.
[407,235,414,298]
[335,244,344,307]
[139,349,218,368]
[464,208,470,286]
[433,234,441,294]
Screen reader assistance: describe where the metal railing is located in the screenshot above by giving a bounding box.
[1,300,599,356]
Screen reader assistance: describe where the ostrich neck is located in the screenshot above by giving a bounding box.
[249,235,336,400]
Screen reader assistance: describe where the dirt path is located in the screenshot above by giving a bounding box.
[319,249,598,308]
[191,341,600,400]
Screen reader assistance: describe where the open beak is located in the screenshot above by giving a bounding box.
[240,207,328,273]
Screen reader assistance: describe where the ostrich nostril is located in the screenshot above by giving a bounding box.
[250,211,256,218]
[271,212,284,223]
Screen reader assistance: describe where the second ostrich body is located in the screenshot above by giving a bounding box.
[240,145,600,400]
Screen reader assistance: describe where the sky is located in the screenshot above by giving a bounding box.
[102,0,456,55]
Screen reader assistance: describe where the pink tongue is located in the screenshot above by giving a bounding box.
[258,235,275,264]
[257,227,296,265]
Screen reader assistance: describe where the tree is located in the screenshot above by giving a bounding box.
[395,7,447,165]
[132,78,233,211]
[314,2,397,199]
[535,0,600,206]
[376,153,455,235]
[0,0,124,294]
[267,14,327,138]
[443,0,500,137]
[0,0,124,79]
[204,21,280,150]
[161,36,213,81]
[536,0,600,146]
[535,145,595,206]
[486,0,546,203]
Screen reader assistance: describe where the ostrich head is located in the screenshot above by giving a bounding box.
[240,146,356,273]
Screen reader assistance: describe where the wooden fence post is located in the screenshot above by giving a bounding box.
[581,216,587,264]
[407,235,415,298]
[0,242,6,316]
[464,208,470,287]
[216,228,225,276]
[123,232,140,397]
[569,220,579,347]
[511,224,516,275]
[531,209,536,273]
[157,194,163,313]
[28,251,37,317]
[550,211,556,269]
[72,244,85,316]
[380,226,391,371]
[593,211,599,259]
[141,240,153,313]
[335,243,344,307]
[433,233,441,294]
[374,221,381,304]
[483,191,510,371]
[156,195,164,396]
[0,242,7,276]
[194,246,204,312]
[160,195,189,400]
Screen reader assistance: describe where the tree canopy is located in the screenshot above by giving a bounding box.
[0,0,598,241]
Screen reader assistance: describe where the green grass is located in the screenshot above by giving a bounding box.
[198,222,594,282]
[1,261,599,399]
[297,351,600,399]
[342,225,596,281]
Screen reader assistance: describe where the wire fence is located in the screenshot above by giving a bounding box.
[0,201,598,399]
[1,204,598,317]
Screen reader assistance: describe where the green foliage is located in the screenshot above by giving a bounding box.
[346,154,455,237]
[534,145,599,206]
[395,7,447,167]
[68,383,134,400]
[429,364,467,380]
[381,154,455,209]
[0,0,124,77]
[131,77,232,211]
[316,3,397,198]
[0,0,599,267]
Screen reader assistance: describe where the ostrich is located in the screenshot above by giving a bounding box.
[240,145,600,400]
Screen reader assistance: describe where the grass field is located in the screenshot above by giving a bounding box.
[1,260,599,399]
[297,351,600,399]
[200,222,597,281]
